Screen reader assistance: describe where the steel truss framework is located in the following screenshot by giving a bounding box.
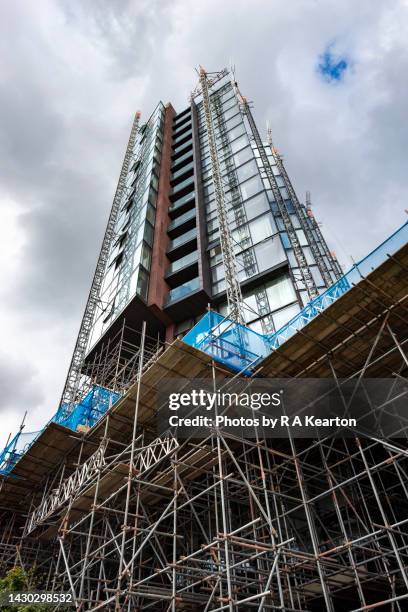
[1,260,408,611]
[59,112,142,416]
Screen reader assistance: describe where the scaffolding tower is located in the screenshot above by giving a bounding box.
[0,229,407,611]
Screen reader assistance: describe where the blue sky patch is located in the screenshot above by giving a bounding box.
[318,46,348,82]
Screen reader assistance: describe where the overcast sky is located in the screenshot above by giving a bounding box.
[0,0,407,447]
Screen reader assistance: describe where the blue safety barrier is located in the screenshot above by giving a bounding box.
[183,310,270,374]
[0,385,122,476]
[54,385,121,431]
[0,430,40,476]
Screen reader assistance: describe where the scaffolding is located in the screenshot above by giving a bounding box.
[0,223,407,610]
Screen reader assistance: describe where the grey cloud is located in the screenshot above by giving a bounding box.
[0,351,44,417]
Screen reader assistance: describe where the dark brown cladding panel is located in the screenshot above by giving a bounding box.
[191,101,211,298]
[147,103,175,314]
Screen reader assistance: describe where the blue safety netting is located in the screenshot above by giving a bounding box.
[183,220,408,372]
[183,310,270,374]
[0,385,121,476]
[53,385,121,431]
[0,430,40,475]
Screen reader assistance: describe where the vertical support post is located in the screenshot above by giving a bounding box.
[115,321,146,610]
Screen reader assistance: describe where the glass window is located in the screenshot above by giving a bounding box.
[233,146,253,168]
[137,267,149,300]
[290,214,301,229]
[296,229,308,246]
[140,243,151,270]
[299,290,310,306]
[232,225,252,253]
[276,217,285,232]
[132,241,142,269]
[311,266,324,286]
[272,302,300,330]
[209,244,223,266]
[249,213,276,244]
[280,232,291,249]
[286,249,297,268]
[212,262,225,282]
[204,183,214,198]
[236,159,258,183]
[255,237,286,272]
[222,97,238,113]
[212,278,226,294]
[303,246,314,265]
[266,275,297,311]
[225,114,242,132]
[146,203,156,225]
[221,89,235,103]
[236,248,257,280]
[229,131,247,150]
[240,175,263,201]
[244,192,270,221]
[242,292,259,323]
[223,106,240,122]
[144,222,154,246]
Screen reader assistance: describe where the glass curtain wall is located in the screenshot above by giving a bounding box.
[88,103,165,349]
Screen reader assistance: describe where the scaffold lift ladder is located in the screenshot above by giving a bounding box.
[198,67,244,324]
[237,93,319,300]
[58,112,141,413]
[266,129,333,288]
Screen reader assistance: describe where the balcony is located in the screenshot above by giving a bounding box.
[167,207,196,236]
[165,251,198,288]
[173,130,192,149]
[168,227,197,252]
[172,141,193,160]
[173,120,192,138]
[170,175,194,199]
[171,161,194,184]
[171,148,194,172]
[167,250,198,274]
[169,191,195,217]
[166,277,200,305]
[174,108,191,126]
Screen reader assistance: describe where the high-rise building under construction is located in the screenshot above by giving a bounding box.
[1,68,408,611]
[76,68,341,401]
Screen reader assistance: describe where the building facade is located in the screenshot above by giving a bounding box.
[86,69,341,363]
